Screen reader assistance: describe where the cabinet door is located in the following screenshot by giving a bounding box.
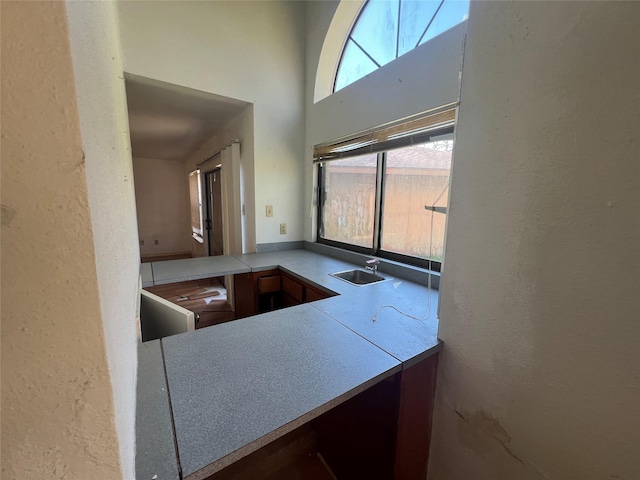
[281,292,300,308]
[281,275,304,303]
[305,286,329,303]
[234,273,255,319]
[394,352,439,480]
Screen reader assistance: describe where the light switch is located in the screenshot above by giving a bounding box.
[266,205,273,217]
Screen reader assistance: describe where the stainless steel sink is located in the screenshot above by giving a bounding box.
[330,269,389,286]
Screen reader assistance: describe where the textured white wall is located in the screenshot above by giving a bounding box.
[304,0,466,241]
[67,2,139,479]
[117,0,306,246]
[1,2,123,478]
[430,2,640,479]
[133,157,192,257]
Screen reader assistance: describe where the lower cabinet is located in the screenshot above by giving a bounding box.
[281,274,303,307]
[305,285,328,303]
[256,270,282,312]
[206,352,440,480]
[234,269,335,318]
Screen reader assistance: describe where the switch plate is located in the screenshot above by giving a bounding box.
[280,223,287,235]
[266,205,273,217]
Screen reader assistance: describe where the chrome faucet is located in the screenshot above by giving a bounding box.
[365,258,380,275]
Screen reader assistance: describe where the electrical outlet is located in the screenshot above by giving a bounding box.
[154,239,159,245]
[280,223,287,235]
[266,205,273,217]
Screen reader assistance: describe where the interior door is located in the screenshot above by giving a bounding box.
[205,168,224,256]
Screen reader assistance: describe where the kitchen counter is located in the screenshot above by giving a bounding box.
[137,248,441,480]
[149,255,251,286]
[234,250,440,365]
[136,340,180,480]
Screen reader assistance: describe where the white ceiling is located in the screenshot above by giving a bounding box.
[125,76,250,161]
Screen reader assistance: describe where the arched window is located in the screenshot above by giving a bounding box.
[334,0,469,92]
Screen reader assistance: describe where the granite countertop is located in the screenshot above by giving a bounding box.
[233,250,441,364]
[137,248,441,480]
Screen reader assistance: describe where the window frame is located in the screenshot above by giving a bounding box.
[316,126,454,272]
[333,0,469,93]
[188,169,204,242]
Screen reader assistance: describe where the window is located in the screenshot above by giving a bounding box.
[188,169,203,241]
[334,0,469,92]
[380,141,452,264]
[320,153,378,249]
[315,110,455,271]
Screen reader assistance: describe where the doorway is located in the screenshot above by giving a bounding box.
[205,168,224,256]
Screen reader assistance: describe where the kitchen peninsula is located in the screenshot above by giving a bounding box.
[137,248,441,480]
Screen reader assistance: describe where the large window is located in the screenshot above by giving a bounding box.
[317,126,453,271]
[335,0,469,92]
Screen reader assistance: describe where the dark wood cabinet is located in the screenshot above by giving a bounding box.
[235,268,335,318]
[257,274,281,294]
[305,285,328,303]
[281,273,304,305]
[233,273,255,319]
[281,270,334,305]
[255,270,282,313]
[235,269,281,318]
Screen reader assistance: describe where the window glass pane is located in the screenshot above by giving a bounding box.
[381,141,453,261]
[321,154,378,248]
[189,170,203,236]
[419,0,469,46]
[398,0,441,56]
[335,39,379,92]
[351,0,399,67]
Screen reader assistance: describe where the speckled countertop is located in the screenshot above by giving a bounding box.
[137,249,440,480]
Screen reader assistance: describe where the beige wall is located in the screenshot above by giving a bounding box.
[133,157,192,257]
[431,2,640,479]
[1,2,123,478]
[117,0,306,246]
